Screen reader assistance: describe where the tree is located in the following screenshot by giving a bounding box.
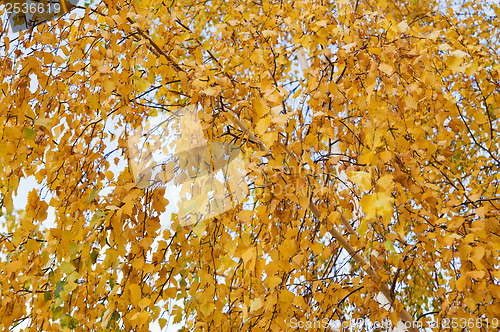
[0,0,499,331]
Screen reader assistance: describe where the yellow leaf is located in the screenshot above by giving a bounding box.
[292,254,304,267]
[466,270,485,280]
[103,79,115,93]
[265,276,281,289]
[200,303,215,316]
[262,30,278,38]
[193,219,207,237]
[342,42,356,52]
[377,175,394,191]
[470,258,485,270]
[159,318,167,329]
[315,20,328,28]
[438,43,452,51]
[204,86,218,96]
[359,152,379,165]
[35,118,52,130]
[178,71,188,87]
[129,284,142,304]
[130,312,149,326]
[465,61,479,75]
[456,275,467,291]
[242,304,248,321]
[474,206,487,218]
[397,20,409,33]
[348,171,371,192]
[60,262,76,274]
[101,306,115,329]
[249,298,263,313]
[427,30,441,40]
[447,55,463,71]
[464,233,475,243]
[360,192,394,223]
[470,246,485,261]
[164,287,177,299]
[451,50,468,58]
[98,66,110,74]
[138,298,151,309]
[255,115,272,136]
[379,150,393,163]
[133,75,152,92]
[379,63,394,76]
[405,95,418,110]
[237,210,255,222]
[6,261,23,274]
[242,247,255,264]
[271,114,288,127]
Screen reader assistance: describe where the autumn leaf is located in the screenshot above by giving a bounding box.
[379,63,394,76]
[348,171,372,192]
[360,192,394,224]
[23,127,36,141]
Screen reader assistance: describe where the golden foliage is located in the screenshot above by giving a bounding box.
[0,0,499,330]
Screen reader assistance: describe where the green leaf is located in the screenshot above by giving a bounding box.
[110,310,120,321]
[23,128,36,141]
[44,291,52,302]
[384,240,396,254]
[90,210,106,226]
[68,242,79,255]
[90,250,98,264]
[109,277,115,289]
[22,278,31,290]
[51,306,63,320]
[60,314,79,329]
[86,189,99,203]
[54,280,67,299]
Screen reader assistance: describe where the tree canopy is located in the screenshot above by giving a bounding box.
[0,0,499,331]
